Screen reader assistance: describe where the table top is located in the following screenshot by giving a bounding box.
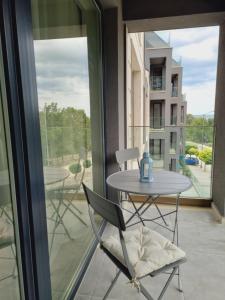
[44,167,70,185]
[107,169,192,195]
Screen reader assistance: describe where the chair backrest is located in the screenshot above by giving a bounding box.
[82,183,126,231]
[115,147,139,167]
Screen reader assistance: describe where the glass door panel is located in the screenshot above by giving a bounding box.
[153,103,161,129]
[0,43,22,299]
[31,0,104,298]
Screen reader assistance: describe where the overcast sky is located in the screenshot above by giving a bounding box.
[34,37,91,116]
[34,26,219,117]
[156,26,219,115]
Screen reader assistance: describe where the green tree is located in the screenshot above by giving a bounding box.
[187,147,199,157]
[39,102,91,166]
[186,114,214,146]
[198,148,212,171]
[185,144,197,155]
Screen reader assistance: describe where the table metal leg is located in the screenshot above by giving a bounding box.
[126,193,152,226]
[171,193,184,295]
[172,193,180,245]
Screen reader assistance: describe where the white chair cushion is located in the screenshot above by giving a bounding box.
[102,226,186,278]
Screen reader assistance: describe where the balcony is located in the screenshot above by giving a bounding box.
[150,75,165,90]
[171,86,178,97]
[150,117,165,131]
[171,115,177,126]
[75,205,225,300]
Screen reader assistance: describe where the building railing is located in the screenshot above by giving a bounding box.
[171,86,178,97]
[150,75,165,90]
[128,122,215,199]
[150,117,165,130]
[170,116,177,125]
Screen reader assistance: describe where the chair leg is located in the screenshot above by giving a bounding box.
[103,270,121,300]
[177,266,183,293]
[158,267,178,300]
[139,283,154,300]
[61,200,88,226]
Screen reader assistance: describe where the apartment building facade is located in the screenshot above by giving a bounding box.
[126,32,150,153]
[145,32,187,171]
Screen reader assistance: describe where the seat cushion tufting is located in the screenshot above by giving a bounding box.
[102,226,186,278]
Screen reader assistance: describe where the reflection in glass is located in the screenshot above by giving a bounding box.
[32,0,104,298]
[0,71,21,298]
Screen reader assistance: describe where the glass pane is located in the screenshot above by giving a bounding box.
[31,0,104,298]
[0,43,21,299]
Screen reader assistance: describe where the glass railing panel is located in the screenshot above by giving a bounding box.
[171,86,178,97]
[149,117,165,130]
[150,75,165,90]
[128,122,214,199]
[170,116,177,125]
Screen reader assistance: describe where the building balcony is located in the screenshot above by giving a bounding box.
[171,86,178,97]
[171,115,177,125]
[150,75,165,90]
[150,117,165,131]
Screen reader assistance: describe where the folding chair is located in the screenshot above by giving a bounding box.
[83,183,186,300]
[115,148,168,227]
[47,179,87,253]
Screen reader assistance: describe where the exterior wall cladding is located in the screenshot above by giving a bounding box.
[126,31,186,171]
[144,32,187,171]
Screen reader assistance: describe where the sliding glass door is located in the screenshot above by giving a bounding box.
[31,0,104,298]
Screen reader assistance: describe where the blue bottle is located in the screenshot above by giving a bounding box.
[140,143,153,183]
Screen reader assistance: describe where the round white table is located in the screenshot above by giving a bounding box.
[107,169,192,196]
[107,169,192,243]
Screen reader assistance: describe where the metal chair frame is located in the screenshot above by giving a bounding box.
[47,179,88,253]
[83,183,186,300]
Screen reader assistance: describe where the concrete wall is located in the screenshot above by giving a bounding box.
[126,32,149,152]
[212,23,225,216]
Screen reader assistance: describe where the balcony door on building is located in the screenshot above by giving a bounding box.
[153,102,162,129]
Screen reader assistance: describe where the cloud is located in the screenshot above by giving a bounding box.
[157,27,219,114]
[183,81,216,115]
[34,37,91,115]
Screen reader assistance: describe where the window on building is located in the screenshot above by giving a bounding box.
[170,132,177,154]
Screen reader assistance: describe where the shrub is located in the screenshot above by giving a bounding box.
[69,163,82,174]
[83,159,92,169]
[185,144,197,155]
[188,147,199,157]
[198,148,212,165]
